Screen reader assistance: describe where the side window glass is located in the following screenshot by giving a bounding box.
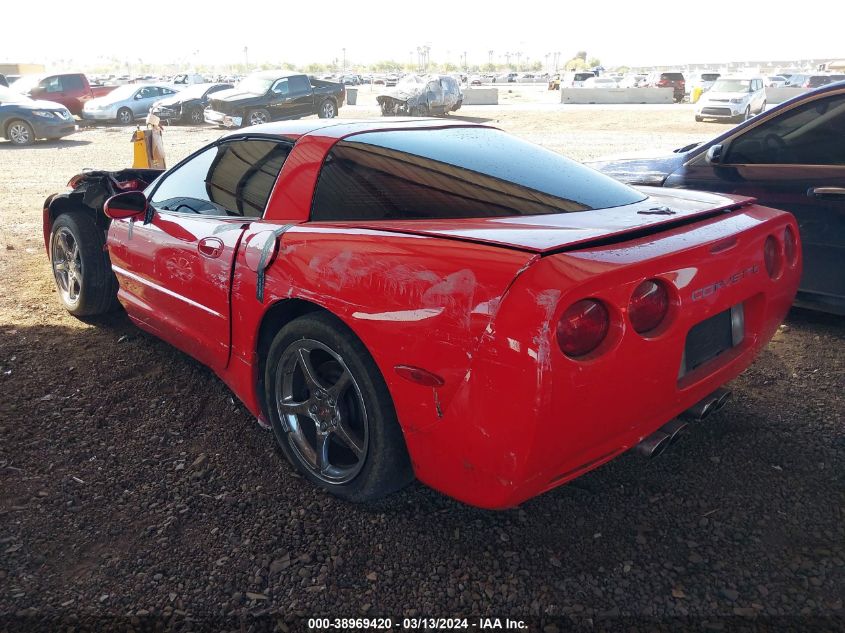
[150,140,292,217]
[44,76,62,93]
[64,75,84,91]
[726,94,845,166]
[288,75,310,95]
[272,79,290,96]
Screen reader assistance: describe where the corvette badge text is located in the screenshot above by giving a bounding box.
[691,264,760,301]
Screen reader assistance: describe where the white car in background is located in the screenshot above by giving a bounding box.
[583,76,619,88]
[764,75,788,88]
[694,76,766,122]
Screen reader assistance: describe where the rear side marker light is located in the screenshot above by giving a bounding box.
[764,235,782,279]
[783,226,798,267]
[394,365,445,387]
[629,279,669,334]
[557,299,609,358]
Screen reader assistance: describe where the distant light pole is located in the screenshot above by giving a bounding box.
[462,51,468,71]
[243,46,249,72]
[342,48,346,72]
[488,50,494,67]
[516,51,522,71]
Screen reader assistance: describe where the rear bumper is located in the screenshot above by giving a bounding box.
[404,204,801,509]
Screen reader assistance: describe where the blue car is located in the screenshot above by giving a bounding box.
[592,81,845,315]
[0,85,75,146]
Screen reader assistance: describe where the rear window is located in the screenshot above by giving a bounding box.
[574,73,594,81]
[701,73,720,81]
[311,127,646,221]
[662,73,684,81]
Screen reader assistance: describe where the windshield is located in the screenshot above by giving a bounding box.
[9,75,43,93]
[98,85,140,101]
[397,75,424,89]
[177,84,212,99]
[712,79,752,92]
[238,75,274,94]
[0,86,30,103]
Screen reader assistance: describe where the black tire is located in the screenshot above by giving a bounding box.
[187,107,204,125]
[695,115,703,122]
[116,107,133,125]
[7,119,35,145]
[49,211,118,317]
[318,99,337,119]
[264,312,413,502]
[759,100,767,114]
[246,109,270,126]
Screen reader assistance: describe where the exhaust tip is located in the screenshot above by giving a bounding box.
[661,419,689,445]
[636,430,671,459]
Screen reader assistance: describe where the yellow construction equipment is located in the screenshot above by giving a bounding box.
[691,86,704,103]
[131,114,166,169]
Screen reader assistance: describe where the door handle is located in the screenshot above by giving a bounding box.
[808,186,845,198]
[198,237,224,258]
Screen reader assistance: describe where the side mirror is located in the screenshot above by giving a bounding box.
[706,144,723,165]
[104,191,148,220]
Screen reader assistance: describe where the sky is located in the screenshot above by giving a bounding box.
[2,0,842,70]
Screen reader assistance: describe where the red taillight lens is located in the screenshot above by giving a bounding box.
[557,299,609,357]
[784,226,798,267]
[629,279,669,334]
[764,235,782,278]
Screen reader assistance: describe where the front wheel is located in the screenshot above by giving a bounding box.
[50,211,118,316]
[187,107,204,125]
[7,120,35,145]
[318,100,337,118]
[116,107,133,124]
[264,313,413,502]
[246,109,270,126]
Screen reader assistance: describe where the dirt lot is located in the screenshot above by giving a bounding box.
[1,105,843,631]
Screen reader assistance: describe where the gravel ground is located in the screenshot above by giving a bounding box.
[0,104,843,632]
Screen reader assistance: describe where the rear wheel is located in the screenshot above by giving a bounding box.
[50,211,118,316]
[264,313,413,502]
[318,100,337,118]
[743,105,752,121]
[116,108,133,124]
[695,115,703,122]
[7,120,34,145]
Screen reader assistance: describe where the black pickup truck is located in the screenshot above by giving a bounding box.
[205,71,345,127]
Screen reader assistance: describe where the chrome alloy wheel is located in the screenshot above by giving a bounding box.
[51,227,82,305]
[8,122,32,145]
[321,101,335,118]
[275,339,368,484]
[248,110,268,125]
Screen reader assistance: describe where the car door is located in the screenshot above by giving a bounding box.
[33,75,72,111]
[669,90,845,303]
[285,75,315,117]
[132,86,160,116]
[107,138,293,370]
[266,78,296,120]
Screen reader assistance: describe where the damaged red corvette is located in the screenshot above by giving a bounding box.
[42,119,801,509]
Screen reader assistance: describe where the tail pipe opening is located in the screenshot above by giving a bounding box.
[683,387,732,421]
[635,418,689,459]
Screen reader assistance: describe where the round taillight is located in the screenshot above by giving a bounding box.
[629,279,669,334]
[764,235,782,279]
[556,299,609,357]
[784,226,798,267]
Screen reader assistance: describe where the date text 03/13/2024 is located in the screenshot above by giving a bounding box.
[307,617,528,630]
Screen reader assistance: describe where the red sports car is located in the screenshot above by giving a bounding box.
[43,119,801,509]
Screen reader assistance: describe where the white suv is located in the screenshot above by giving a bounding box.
[695,76,766,123]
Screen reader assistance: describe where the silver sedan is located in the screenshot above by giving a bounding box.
[81,84,182,124]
